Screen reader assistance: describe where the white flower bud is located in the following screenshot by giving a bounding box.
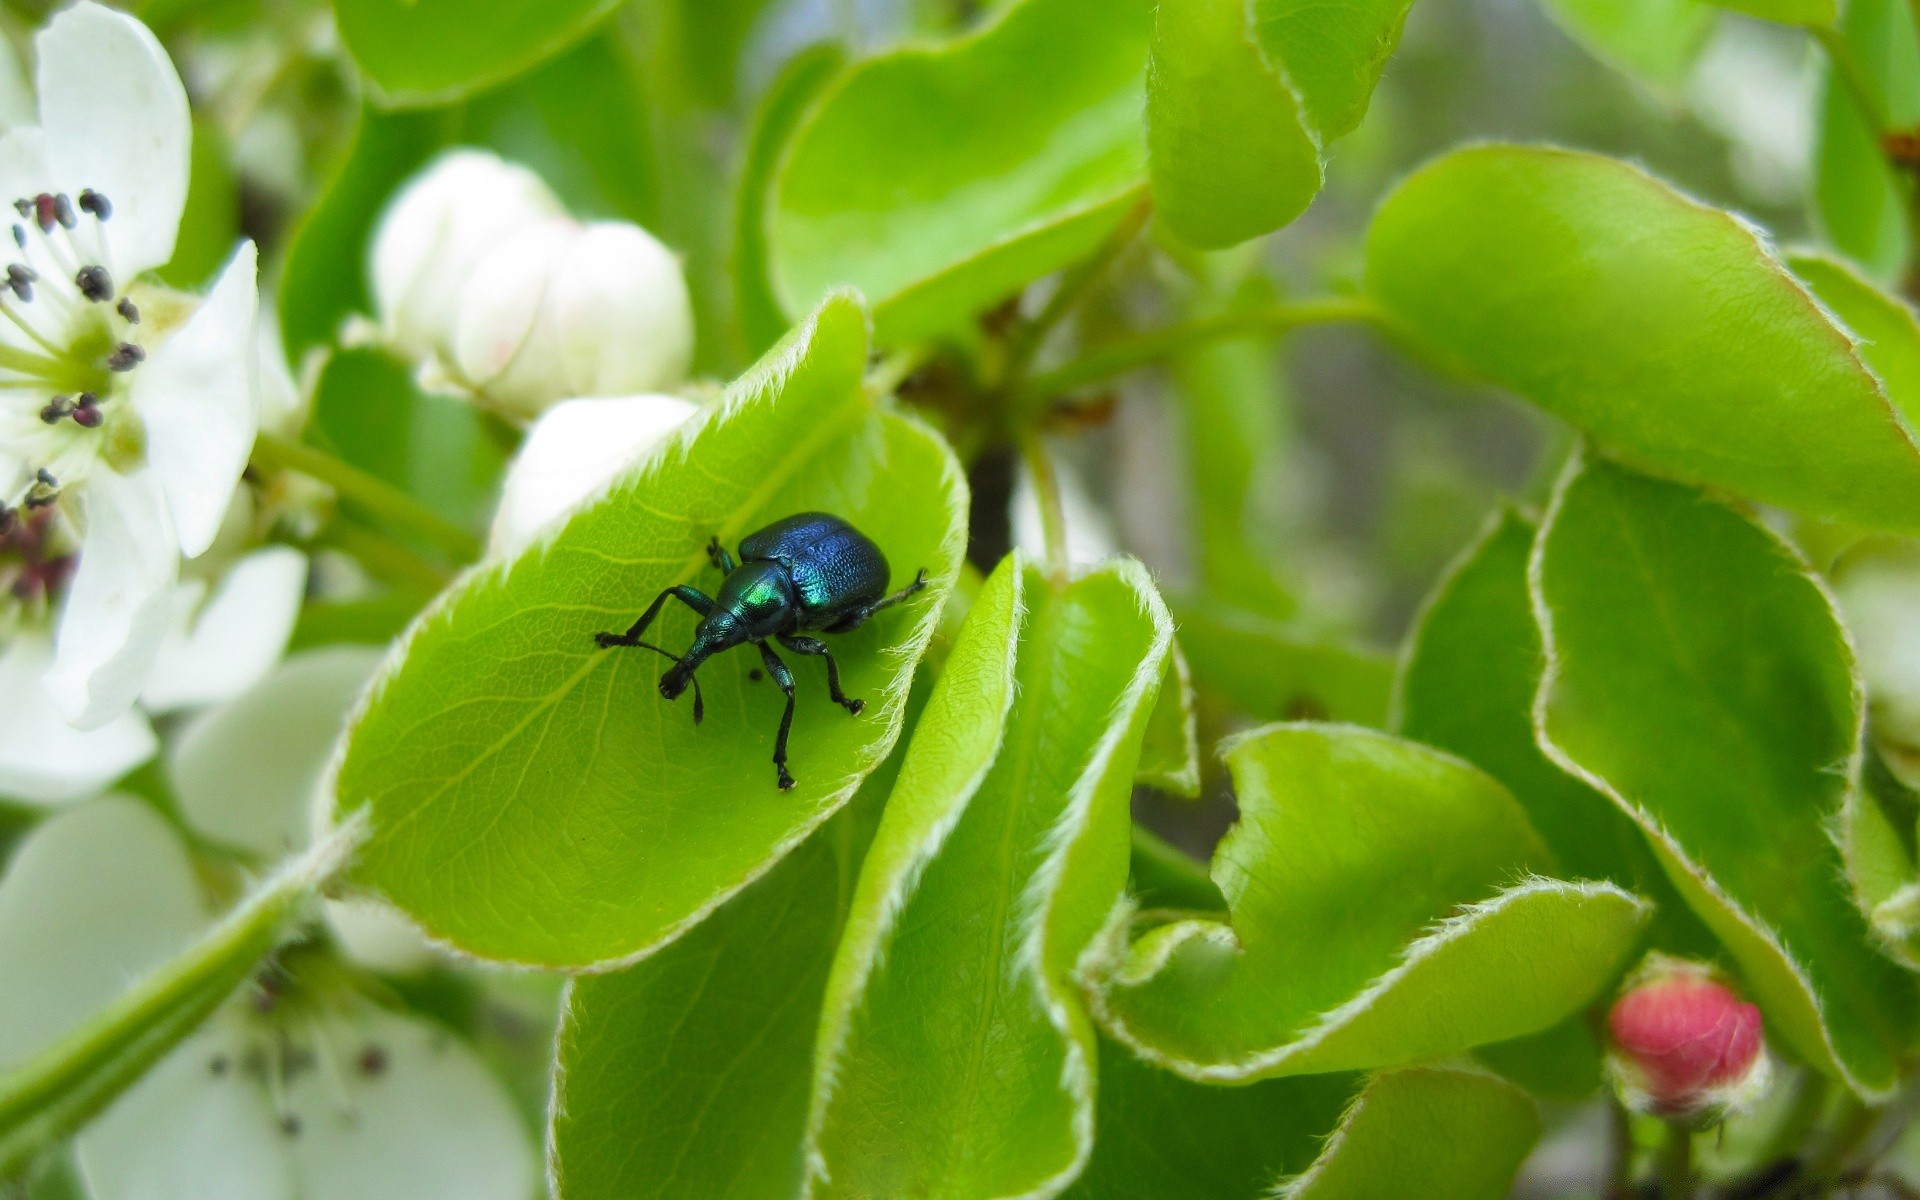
[452,218,694,419]
[488,394,698,556]
[370,149,563,364]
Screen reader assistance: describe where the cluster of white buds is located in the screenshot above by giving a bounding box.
[370,150,695,420]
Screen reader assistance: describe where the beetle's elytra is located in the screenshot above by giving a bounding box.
[594,512,928,790]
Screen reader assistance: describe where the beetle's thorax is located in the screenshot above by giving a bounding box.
[712,559,798,642]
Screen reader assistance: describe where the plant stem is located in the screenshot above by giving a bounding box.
[1658,1121,1695,1200]
[1804,1093,1879,1187]
[1014,296,1378,407]
[1018,431,1069,588]
[1012,193,1152,375]
[252,432,481,563]
[1605,1098,1636,1199]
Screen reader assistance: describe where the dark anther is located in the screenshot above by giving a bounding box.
[358,1045,388,1077]
[32,194,56,231]
[25,470,57,508]
[208,1054,229,1077]
[6,265,32,302]
[107,342,144,371]
[117,297,139,324]
[78,189,110,220]
[12,225,25,249]
[39,396,70,423]
[279,1115,301,1138]
[12,199,28,218]
[71,394,102,428]
[52,194,76,229]
[74,265,111,302]
[35,469,55,487]
[0,506,15,536]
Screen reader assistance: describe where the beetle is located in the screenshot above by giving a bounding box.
[594,512,928,790]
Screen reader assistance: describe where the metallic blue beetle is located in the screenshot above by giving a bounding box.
[594,512,927,790]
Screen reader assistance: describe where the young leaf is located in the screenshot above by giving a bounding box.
[1085,724,1649,1081]
[1535,0,1714,92]
[1532,453,1919,1098]
[1128,826,1227,914]
[735,45,844,359]
[770,0,1155,342]
[1145,0,1320,249]
[1275,1066,1540,1200]
[1716,0,1832,21]
[1060,1038,1355,1200]
[335,0,621,107]
[1137,644,1200,798]
[332,294,967,969]
[1173,598,1394,726]
[1394,510,1712,956]
[549,764,895,1200]
[803,556,1174,1199]
[1150,0,1419,248]
[1789,251,1920,427]
[1814,0,1920,281]
[1366,145,1920,533]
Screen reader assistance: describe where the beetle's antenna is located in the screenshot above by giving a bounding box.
[633,640,704,725]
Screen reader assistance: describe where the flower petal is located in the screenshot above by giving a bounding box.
[36,0,189,276]
[168,645,381,859]
[77,1021,293,1200]
[552,221,694,397]
[285,1007,536,1200]
[0,126,50,213]
[452,217,576,416]
[487,393,697,555]
[142,545,307,714]
[370,149,562,364]
[47,466,180,729]
[322,895,441,975]
[0,796,205,1071]
[133,240,260,558]
[0,636,155,805]
[0,35,34,128]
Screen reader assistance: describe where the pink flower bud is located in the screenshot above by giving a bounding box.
[1605,955,1769,1124]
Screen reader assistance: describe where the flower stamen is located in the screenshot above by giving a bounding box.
[74,265,111,302]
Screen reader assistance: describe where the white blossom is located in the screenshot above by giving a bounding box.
[488,392,698,556]
[370,148,694,419]
[0,2,262,731]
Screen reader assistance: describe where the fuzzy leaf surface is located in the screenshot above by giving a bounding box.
[1367,145,1920,532]
[332,294,966,969]
[770,0,1154,342]
[803,556,1173,1199]
[1086,724,1648,1081]
[1533,454,1918,1096]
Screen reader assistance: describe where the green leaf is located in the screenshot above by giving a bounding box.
[549,754,897,1200]
[1366,144,1920,532]
[1173,598,1393,726]
[803,555,1174,1198]
[1275,1066,1540,1200]
[1061,1038,1354,1200]
[771,0,1154,343]
[1394,510,1712,956]
[1535,0,1714,91]
[334,0,621,107]
[1532,454,1919,1097]
[1714,0,1833,21]
[735,44,844,359]
[1085,724,1648,1081]
[1128,826,1226,913]
[309,348,507,532]
[279,104,450,358]
[1471,1018,1603,1103]
[1815,0,1920,281]
[1145,0,1319,250]
[1790,251,1920,429]
[332,294,967,968]
[1137,643,1200,797]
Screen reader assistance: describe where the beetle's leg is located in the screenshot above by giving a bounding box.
[827,569,931,633]
[779,634,864,715]
[758,642,798,791]
[594,586,714,648]
[705,536,737,575]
